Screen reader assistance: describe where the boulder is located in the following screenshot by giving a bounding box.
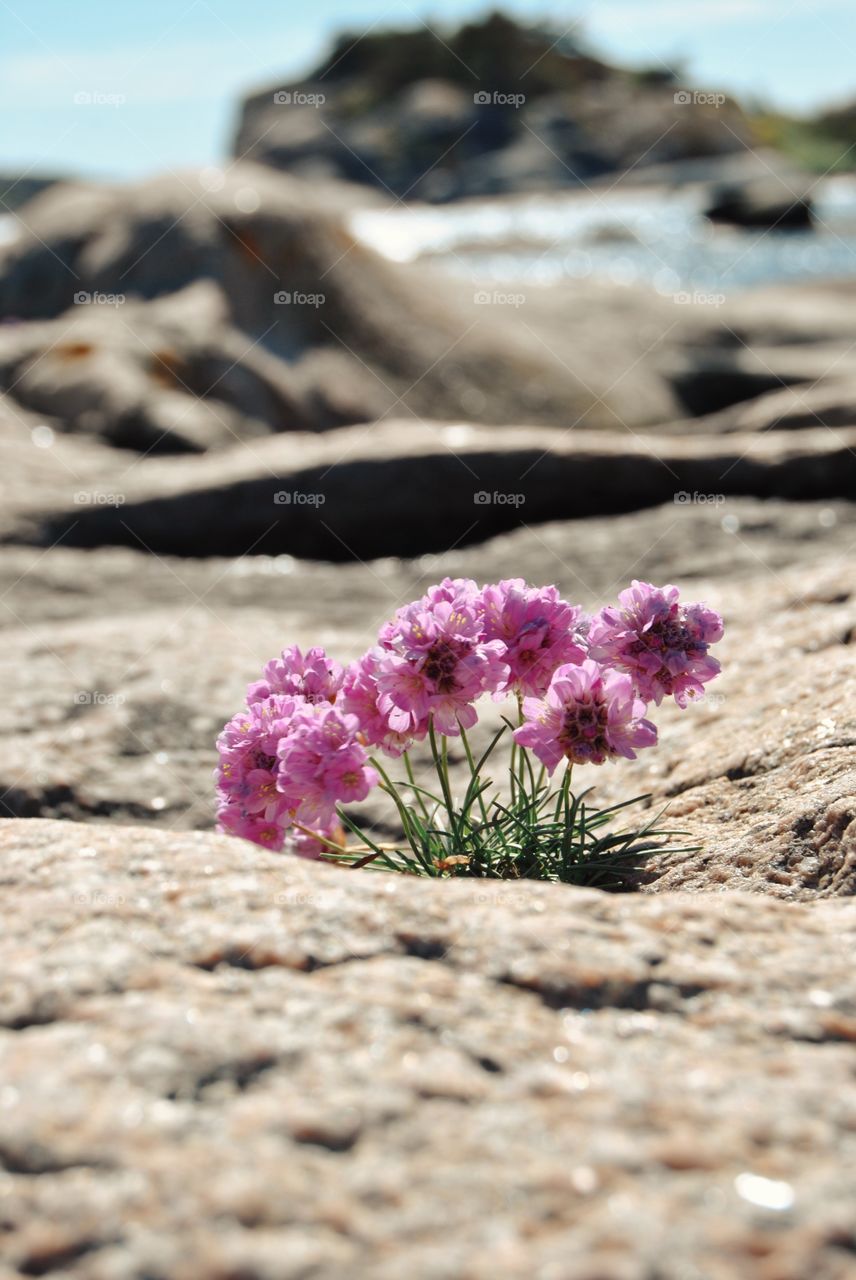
[0,816,854,1278]
[680,379,856,435]
[0,171,64,211]
[7,418,856,560]
[668,342,853,417]
[0,168,619,430]
[660,278,856,418]
[0,284,322,453]
[0,396,123,542]
[711,279,856,348]
[704,173,814,229]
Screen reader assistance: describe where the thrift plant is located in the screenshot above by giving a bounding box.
[215,578,724,885]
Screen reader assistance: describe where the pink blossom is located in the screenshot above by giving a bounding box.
[341,651,417,757]
[587,581,723,707]
[480,578,586,697]
[217,804,287,851]
[216,694,377,852]
[246,644,343,707]
[377,578,481,649]
[291,818,346,860]
[215,695,306,845]
[513,659,657,772]
[276,704,379,828]
[372,583,508,736]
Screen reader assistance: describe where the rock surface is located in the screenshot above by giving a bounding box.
[703,171,814,229]
[2,497,854,902]
[0,284,325,453]
[0,168,622,432]
[1,817,855,1279]
[6,416,856,560]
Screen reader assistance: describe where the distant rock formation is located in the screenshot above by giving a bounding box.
[233,12,755,200]
[0,172,64,212]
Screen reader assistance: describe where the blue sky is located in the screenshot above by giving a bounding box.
[2,0,856,180]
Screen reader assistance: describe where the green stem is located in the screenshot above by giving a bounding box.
[514,691,528,810]
[370,757,423,863]
[561,761,575,867]
[458,720,489,826]
[429,717,457,841]
[404,750,430,821]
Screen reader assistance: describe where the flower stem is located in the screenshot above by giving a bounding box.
[369,758,425,862]
[404,750,430,820]
[458,720,490,826]
[429,717,457,841]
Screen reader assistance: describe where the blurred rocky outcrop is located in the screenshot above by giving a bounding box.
[0,167,629,432]
[233,13,755,201]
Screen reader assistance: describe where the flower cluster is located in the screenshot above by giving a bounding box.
[215,649,375,856]
[587,581,723,707]
[215,579,723,861]
[514,660,656,771]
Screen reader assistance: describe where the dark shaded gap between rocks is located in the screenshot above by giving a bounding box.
[12,444,856,562]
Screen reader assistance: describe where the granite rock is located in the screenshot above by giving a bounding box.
[0,817,854,1278]
[0,168,618,431]
[1,499,854,902]
[6,418,856,560]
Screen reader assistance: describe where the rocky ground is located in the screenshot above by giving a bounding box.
[1,818,855,1279]
[3,93,856,1276]
[2,495,854,903]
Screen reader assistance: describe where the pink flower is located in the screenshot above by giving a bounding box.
[513,659,657,772]
[246,644,343,707]
[372,583,508,736]
[216,694,377,852]
[276,704,379,828]
[291,818,346,861]
[378,578,480,649]
[215,695,306,845]
[587,581,723,707]
[217,805,287,851]
[480,578,586,697]
[341,651,417,757]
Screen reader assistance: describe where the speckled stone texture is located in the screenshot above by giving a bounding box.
[574,552,856,900]
[1,818,856,1279]
[1,498,854,900]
